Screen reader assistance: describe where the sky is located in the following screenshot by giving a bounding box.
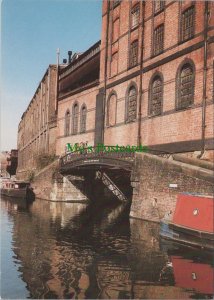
[1,0,102,151]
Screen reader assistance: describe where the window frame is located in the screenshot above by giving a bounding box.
[148,73,164,117]
[125,83,138,123]
[129,40,138,68]
[80,104,87,133]
[72,102,79,135]
[153,24,164,57]
[154,1,165,15]
[180,5,195,43]
[64,109,70,137]
[131,4,140,30]
[176,60,195,111]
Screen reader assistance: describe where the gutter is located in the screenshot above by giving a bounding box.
[137,1,145,146]
[198,1,209,158]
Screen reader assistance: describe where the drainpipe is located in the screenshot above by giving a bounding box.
[102,0,110,144]
[137,1,145,147]
[198,1,209,158]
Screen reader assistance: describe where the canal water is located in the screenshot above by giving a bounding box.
[1,197,213,299]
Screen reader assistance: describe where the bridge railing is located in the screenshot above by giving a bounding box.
[60,146,136,167]
[59,145,173,167]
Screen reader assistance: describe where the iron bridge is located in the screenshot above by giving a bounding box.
[59,146,135,173]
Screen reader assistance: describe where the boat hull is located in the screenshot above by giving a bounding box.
[160,220,214,251]
[1,188,27,198]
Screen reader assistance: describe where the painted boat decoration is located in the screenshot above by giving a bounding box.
[0,178,35,200]
[160,193,214,250]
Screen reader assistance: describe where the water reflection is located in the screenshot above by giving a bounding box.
[1,197,213,299]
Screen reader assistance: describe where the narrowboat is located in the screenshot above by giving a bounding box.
[160,193,214,250]
[0,178,34,200]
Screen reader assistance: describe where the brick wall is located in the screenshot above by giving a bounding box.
[130,152,214,222]
[101,0,214,154]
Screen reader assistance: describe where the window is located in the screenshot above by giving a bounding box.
[129,40,138,68]
[149,75,163,116]
[107,93,117,126]
[72,103,79,134]
[131,4,140,29]
[177,63,194,109]
[127,86,137,122]
[80,105,87,133]
[153,24,164,56]
[154,1,165,14]
[181,6,195,42]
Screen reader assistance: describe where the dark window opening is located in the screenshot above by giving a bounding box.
[131,4,140,29]
[72,104,79,134]
[127,86,137,122]
[181,6,195,42]
[150,76,163,116]
[178,64,194,109]
[153,24,164,56]
[154,1,165,14]
[129,40,138,68]
[80,106,87,133]
[64,110,70,136]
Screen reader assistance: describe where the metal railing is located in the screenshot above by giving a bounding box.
[60,146,135,167]
[59,145,172,168]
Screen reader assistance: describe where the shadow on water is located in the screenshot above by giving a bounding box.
[1,196,214,299]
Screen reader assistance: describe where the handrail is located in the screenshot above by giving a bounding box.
[59,145,172,167]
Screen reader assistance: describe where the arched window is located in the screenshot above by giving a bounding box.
[72,103,79,134]
[149,75,163,116]
[107,93,117,126]
[126,86,137,122]
[80,105,87,133]
[64,110,70,136]
[177,63,194,109]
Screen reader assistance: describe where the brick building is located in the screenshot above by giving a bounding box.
[57,0,213,160]
[56,41,101,155]
[17,65,58,179]
[17,0,214,180]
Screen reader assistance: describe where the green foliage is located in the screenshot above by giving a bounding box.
[28,170,35,183]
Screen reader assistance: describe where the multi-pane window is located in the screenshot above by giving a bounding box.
[154,1,165,14]
[127,86,137,122]
[153,24,164,56]
[72,104,78,134]
[131,4,140,29]
[65,110,70,136]
[181,6,195,42]
[80,105,87,133]
[178,64,194,109]
[129,40,138,68]
[150,76,163,116]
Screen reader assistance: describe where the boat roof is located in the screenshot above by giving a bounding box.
[181,192,213,199]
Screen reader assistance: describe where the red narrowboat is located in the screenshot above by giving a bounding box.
[160,193,214,250]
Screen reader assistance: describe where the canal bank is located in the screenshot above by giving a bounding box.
[27,152,214,223]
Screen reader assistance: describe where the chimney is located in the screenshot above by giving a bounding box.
[68,51,72,64]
